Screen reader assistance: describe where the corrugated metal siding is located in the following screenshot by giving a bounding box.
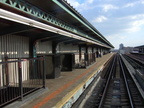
[81,47,86,62]
[0,35,29,87]
[36,41,52,54]
[0,60,2,86]
[88,47,92,53]
[0,35,29,60]
[58,43,78,53]
[81,47,86,53]
[94,48,97,52]
[7,59,30,84]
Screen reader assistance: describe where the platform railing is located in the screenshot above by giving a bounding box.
[0,57,46,107]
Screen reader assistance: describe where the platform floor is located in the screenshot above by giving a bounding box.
[13,53,113,108]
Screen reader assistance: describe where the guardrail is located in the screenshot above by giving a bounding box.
[0,57,46,107]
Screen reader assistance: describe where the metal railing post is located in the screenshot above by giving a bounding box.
[2,63,5,86]
[18,58,23,101]
[43,56,46,88]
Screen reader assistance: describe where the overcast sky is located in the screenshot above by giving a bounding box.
[66,0,144,49]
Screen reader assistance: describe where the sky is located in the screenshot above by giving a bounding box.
[66,0,144,49]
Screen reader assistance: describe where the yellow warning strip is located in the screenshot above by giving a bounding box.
[54,54,114,108]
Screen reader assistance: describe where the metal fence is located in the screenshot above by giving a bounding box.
[0,57,46,107]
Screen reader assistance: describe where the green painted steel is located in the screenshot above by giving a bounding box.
[52,1,101,39]
[52,0,112,46]
[0,0,111,47]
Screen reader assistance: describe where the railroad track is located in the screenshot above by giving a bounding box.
[75,54,144,108]
[97,54,144,108]
[123,54,143,70]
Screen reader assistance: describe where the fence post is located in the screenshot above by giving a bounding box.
[2,63,5,86]
[18,58,23,101]
[43,56,46,88]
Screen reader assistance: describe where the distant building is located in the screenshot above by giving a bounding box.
[131,47,139,53]
[119,44,144,54]
[119,43,124,50]
[135,45,144,54]
[124,47,133,54]
[119,43,125,54]
[119,43,133,54]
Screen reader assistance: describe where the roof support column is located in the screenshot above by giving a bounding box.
[99,48,102,57]
[92,47,96,62]
[85,45,89,66]
[96,47,99,58]
[86,45,88,53]
[92,47,94,53]
[52,41,58,54]
[79,45,82,62]
[29,39,36,58]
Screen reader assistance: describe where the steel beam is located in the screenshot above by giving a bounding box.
[0,0,112,48]
[0,24,33,36]
[53,0,111,45]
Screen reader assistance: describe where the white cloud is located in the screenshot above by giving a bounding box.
[86,0,94,4]
[125,19,144,32]
[66,0,80,8]
[66,0,96,11]
[125,27,139,32]
[101,4,118,12]
[92,16,107,23]
[118,14,144,32]
[124,3,136,7]
[131,14,144,19]
[107,34,126,40]
[123,1,144,8]
[66,0,144,49]
[118,14,144,20]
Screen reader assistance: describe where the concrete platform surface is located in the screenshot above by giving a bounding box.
[6,53,114,108]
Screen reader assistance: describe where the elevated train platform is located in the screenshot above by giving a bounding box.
[0,0,114,107]
[0,0,144,106]
[4,53,114,108]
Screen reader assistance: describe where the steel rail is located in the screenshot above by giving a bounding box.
[124,55,142,69]
[119,56,134,108]
[98,54,117,108]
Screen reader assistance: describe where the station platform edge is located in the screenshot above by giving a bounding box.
[5,53,114,108]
